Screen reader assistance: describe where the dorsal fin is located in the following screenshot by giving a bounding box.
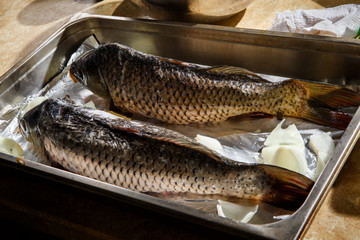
[206,66,254,75]
[159,56,201,68]
[156,54,268,82]
[95,112,233,164]
[205,65,267,81]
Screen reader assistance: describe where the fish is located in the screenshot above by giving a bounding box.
[19,98,313,210]
[69,43,360,130]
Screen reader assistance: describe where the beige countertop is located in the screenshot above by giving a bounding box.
[1,0,360,239]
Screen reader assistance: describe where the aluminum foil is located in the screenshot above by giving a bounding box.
[0,35,344,224]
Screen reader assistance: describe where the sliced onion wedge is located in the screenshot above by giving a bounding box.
[0,137,23,157]
[217,200,258,223]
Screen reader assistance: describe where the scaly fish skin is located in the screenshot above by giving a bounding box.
[70,43,360,129]
[19,98,312,209]
[70,44,306,124]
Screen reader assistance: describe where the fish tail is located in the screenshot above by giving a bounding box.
[300,80,360,108]
[261,165,314,211]
[295,80,360,129]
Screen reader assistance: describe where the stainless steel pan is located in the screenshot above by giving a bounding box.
[1,14,360,239]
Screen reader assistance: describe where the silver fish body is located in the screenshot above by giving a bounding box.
[20,98,313,210]
[69,43,360,129]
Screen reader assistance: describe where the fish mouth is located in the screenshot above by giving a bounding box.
[19,100,46,140]
[69,62,80,84]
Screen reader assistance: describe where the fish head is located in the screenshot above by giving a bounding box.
[69,49,109,99]
[19,101,47,150]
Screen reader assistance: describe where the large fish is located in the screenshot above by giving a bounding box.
[19,98,313,210]
[69,43,360,130]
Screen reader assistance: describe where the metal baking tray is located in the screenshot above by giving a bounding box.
[1,13,360,239]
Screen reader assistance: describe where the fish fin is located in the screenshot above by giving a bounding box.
[159,57,201,68]
[292,79,360,129]
[106,110,132,120]
[140,131,228,163]
[205,66,266,81]
[237,112,274,119]
[260,165,314,210]
[296,79,360,108]
[302,106,353,130]
[160,58,266,81]
[108,120,226,163]
[108,99,134,118]
[206,66,255,75]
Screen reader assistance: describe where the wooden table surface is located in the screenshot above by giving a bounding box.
[1,0,360,239]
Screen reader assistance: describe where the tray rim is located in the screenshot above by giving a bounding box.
[1,13,360,239]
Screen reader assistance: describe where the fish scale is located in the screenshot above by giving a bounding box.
[38,102,266,197]
[70,43,360,129]
[116,61,299,123]
[20,99,313,209]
